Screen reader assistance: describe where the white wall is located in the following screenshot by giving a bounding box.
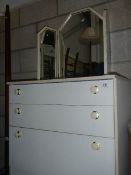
[0,0,40,12]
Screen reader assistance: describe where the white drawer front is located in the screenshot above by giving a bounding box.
[10,105,114,138]
[9,127,115,175]
[9,80,113,105]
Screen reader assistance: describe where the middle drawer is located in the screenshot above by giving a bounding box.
[9,104,114,138]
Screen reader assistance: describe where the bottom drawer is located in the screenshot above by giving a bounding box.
[9,127,115,175]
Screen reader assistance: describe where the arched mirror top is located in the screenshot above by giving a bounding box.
[60,7,104,31]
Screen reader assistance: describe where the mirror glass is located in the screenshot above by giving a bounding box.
[60,10,104,78]
[39,28,56,79]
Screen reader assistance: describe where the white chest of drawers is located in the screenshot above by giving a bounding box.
[9,75,131,175]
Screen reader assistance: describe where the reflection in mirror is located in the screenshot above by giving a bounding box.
[37,27,57,80]
[60,10,104,78]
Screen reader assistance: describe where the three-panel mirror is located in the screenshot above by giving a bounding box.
[37,8,110,80]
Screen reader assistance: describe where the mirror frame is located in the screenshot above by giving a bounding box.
[58,7,110,78]
[37,26,58,80]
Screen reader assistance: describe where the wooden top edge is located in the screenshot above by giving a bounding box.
[7,74,129,85]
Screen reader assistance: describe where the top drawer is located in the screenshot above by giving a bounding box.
[9,80,113,105]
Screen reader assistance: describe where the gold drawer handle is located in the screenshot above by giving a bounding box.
[15,129,22,138]
[15,107,22,115]
[91,142,101,150]
[90,85,99,94]
[91,111,100,120]
[15,88,22,96]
